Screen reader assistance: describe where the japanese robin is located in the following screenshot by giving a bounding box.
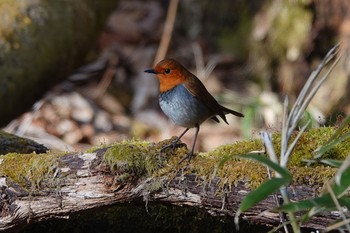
[144,58,244,162]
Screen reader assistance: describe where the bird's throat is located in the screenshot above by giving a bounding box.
[158,74,186,93]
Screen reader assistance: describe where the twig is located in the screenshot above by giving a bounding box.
[153,0,179,65]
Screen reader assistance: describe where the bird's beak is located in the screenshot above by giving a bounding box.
[144,69,157,74]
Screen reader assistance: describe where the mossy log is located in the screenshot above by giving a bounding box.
[0,127,349,232]
[0,128,350,232]
[0,130,47,155]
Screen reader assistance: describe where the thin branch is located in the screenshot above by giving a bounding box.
[153,0,179,65]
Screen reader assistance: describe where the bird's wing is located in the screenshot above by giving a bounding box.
[183,73,244,122]
[183,73,229,122]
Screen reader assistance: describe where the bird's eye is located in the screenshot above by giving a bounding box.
[164,68,171,74]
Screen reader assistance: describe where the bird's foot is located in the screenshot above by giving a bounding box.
[160,139,186,154]
[159,137,196,164]
[177,151,195,164]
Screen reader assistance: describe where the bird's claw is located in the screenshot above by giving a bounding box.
[177,151,195,164]
[160,140,186,154]
[159,140,190,165]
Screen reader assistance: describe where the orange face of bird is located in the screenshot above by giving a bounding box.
[144,59,186,93]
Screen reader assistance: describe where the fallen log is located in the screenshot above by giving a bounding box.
[0,136,343,232]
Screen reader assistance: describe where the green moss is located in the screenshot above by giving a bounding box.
[152,138,267,190]
[103,140,159,178]
[85,143,113,153]
[290,165,336,186]
[272,127,350,166]
[198,139,266,188]
[0,152,59,189]
[152,126,348,189]
[0,126,346,194]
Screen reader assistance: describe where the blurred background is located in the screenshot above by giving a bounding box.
[1,0,349,153]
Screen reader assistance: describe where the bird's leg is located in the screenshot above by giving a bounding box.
[178,124,200,164]
[161,128,190,153]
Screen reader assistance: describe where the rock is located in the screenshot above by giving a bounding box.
[56,119,78,136]
[70,93,95,123]
[81,124,95,139]
[94,111,113,132]
[63,129,83,145]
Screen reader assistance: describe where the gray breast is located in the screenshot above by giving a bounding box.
[159,84,213,128]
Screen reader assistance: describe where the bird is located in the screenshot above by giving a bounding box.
[144,58,244,163]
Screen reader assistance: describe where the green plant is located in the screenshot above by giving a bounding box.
[231,43,344,232]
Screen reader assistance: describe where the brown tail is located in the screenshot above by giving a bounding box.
[212,105,244,125]
[210,105,244,124]
[222,106,244,118]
